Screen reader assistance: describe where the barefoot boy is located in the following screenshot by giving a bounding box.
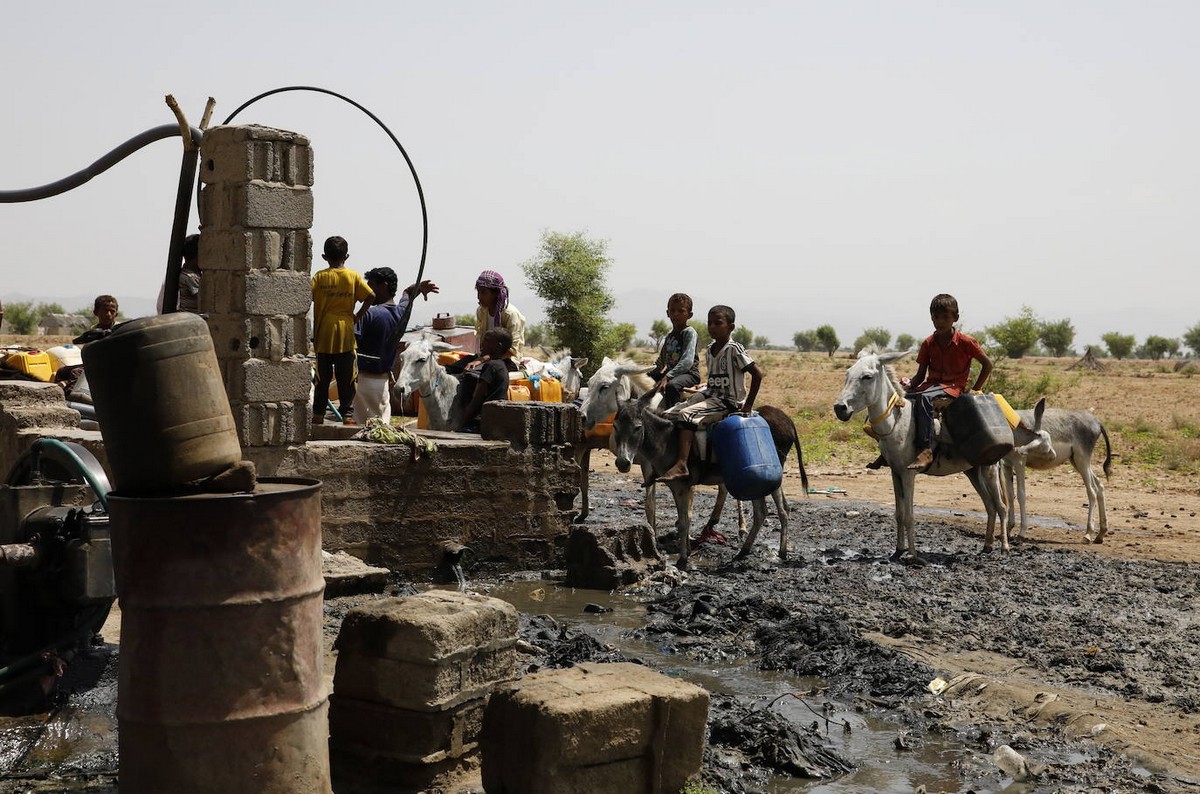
[658,305,763,481]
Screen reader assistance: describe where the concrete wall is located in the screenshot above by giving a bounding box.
[249,402,583,579]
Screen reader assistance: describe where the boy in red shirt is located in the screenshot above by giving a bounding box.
[905,293,993,470]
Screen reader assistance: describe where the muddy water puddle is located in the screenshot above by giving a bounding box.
[475,579,1067,793]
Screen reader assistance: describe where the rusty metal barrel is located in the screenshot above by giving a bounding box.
[81,312,241,492]
[109,479,330,793]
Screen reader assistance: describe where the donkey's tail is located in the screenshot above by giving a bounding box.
[1099,423,1113,479]
[794,435,811,495]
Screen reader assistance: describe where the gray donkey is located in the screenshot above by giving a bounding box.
[1003,406,1112,543]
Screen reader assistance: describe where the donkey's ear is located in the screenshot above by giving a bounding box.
[613,364,651,378]
[1033,397,1047,428]
[431,341,461,352]
[636,389,658,406]
[878,349,912,364]
[572,357,588,369]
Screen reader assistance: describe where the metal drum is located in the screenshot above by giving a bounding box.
[109,479,330,793]
[81,313,241,493]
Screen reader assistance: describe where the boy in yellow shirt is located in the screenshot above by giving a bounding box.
[311,236,373,424]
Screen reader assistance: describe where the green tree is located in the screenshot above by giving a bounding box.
[454,312,475,326]
[1038,318,1076,357]
[525,322,556,350]
[1141,335,1175,360]
[752,335,769,349]
[521,230,617,377]
[815,324,839,357]
[1101,332,1135,360]
[3,301,39,334]
[689,319,712,349]
[853,327,891,352]
[986,306,1041,359]
[2,301,66,335]
[648,318,670,349]
[895,333,916,351]
[732,326,753,347]
[793,330,817,352]
[608,322,637,351]
[1182,323,1200,356]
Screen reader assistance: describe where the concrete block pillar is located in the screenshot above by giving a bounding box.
[198,125,314,448]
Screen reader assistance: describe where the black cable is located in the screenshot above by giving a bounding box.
[222,86,429,333]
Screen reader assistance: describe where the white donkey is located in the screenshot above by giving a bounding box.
[393,336,466,431]
[833,350,1011,561]
[1003,406,1111,543]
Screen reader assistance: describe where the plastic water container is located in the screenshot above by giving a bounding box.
[943,393,1014,465]
[81,313,242,493]
[711,412,782,501]
[437,350,465,367]
[3,350,54,382]
[507,383,531,401]
[46,344,84,370]
[531,376,563,403]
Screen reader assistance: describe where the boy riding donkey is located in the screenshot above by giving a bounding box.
[658,305,764,544]
[868,293,993,470]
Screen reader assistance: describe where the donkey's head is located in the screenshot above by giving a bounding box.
[1012,398,1055,461]
[834,349,911,422]
[580,357,653,430]
[611,390,657,474]
[393,336,455,402]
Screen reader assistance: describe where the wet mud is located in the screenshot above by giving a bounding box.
[569,469,1200,792]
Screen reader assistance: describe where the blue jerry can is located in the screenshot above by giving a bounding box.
[711,412,783,501]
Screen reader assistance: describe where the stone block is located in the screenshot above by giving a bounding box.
[199,181,313,230]
[222,357,312,404]
[201,269,312,317]
[328,694,485,763]
[200,229,283,271]
[564,522,665,591]
[231,400,308,447]
[334,591,519,664]
[241,181,313,229]
[200,128,314,187]
[207,313,309,362]
[333,591,518,711]
[333,645,517,712]
[481,401,583,450]
[322,551,388,598]
[480,662,709,794]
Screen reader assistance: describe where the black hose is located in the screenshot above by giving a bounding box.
[221,86,429,333]
[0,124,201,204]
[0,122,203,316]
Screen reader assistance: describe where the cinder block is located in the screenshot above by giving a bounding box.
[200,133,314,187]
[334,591,519,664]
[222,357,312,404]
[480,662,709,794]
[280,229,313,273]
[481,401,582,450]
[333,645,517,712]
[207,313,309,362]
[328,694,485,763]
[200,229,283,271]
[564,522,664,590]
[200,270,311,317]
[240,181,313,229]
[231,400,308,447]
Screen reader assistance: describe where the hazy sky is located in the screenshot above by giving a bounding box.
[3,1,1197,350]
